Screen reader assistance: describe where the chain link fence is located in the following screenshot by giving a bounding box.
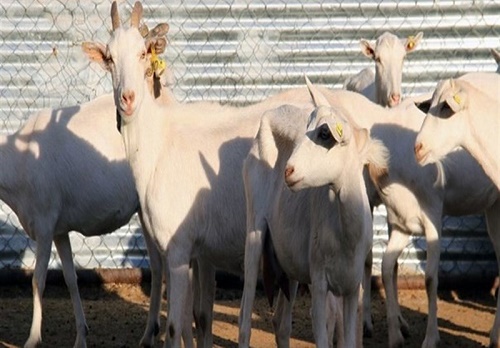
[0,0,499,280]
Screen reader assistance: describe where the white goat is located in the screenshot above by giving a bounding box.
[415,73,500,191]
[238,78,388,347]
[318,85,500,348]
[0,22,185,348]
[82,2,344,347]
[343,67,375,100]
[343,30,423,337]
[344,31,423,107]
[6,99,159,348]
[492,48,500,73]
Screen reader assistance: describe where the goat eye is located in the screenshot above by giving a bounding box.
[375,56,381,64]
[318,127,331,141]
[140,51,146,60]
[311,125,335,149]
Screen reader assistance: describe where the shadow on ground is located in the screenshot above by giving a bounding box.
[0,278,495,347]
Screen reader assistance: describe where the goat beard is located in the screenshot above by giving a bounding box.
[116,110,122,133]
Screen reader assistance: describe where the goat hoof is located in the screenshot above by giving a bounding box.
[363,324,373,338]
[388,334,405,348]
[24,336,41,348]
[400,322,410,338]
[397,315,410,338]
[139,323,159,348]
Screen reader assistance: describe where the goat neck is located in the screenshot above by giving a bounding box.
[452,95,500,189]
[335,158,373,251]
[118,80,167,195]
[458,94,499,187]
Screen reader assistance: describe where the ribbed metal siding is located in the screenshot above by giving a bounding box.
[0,0,498,278]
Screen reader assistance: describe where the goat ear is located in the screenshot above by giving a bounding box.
[149,23,170,38]
[140,23,170,40]
[145,38,167,58]
[154,38,167,54]
[82,42,110,71]
[445,89,468,113]
[405,32,423,53]
[145,23,170,54]
[326,119,348,144]
[360,39,375,59]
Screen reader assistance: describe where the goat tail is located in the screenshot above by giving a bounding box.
[365,138,390,192]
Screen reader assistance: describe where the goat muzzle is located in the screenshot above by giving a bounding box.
[389,93,401,107]
[414,142,425,163]
[284,165,302,189]
[119,90,136,117]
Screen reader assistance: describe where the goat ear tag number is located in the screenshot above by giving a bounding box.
[152,58,166,75]
[335,122,343,138]
[150,46,166,76]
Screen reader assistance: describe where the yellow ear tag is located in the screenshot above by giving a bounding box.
[335,122,343,138]
[407,36,415,50]
[150,46,166,76]
[453,94,461,105]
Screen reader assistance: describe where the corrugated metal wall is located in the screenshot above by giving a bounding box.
[0,0,498,279]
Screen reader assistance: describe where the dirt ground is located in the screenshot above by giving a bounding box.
[0,281,495,347]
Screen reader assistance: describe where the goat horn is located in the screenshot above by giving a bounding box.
[449,78,456,90]
[130,1,143,28]
[111,1,120,31]
[305,75,330,108]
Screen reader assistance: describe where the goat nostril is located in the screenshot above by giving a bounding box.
[122,91,135,105]
[391,94,401,103]
[284,166,294,178]
[414,142,423,155]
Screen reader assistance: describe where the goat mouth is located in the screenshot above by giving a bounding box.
[285,177,303,189]
[388,100,400,108]
[415,149,430,165]
[119,105,135,117]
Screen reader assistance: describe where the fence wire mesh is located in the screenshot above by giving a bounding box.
[0,0,498,278]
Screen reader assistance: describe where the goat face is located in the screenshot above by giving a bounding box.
[415,78,468,166]
[374,34,405,107]
[285,107,356,192]
[361,32,423,108]
[82,1,168,123]
[106,27,149,120]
